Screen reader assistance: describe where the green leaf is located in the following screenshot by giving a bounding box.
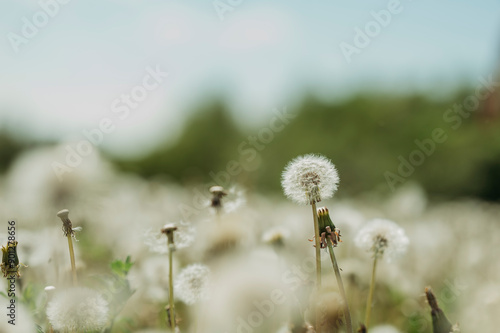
[110,256,134,278]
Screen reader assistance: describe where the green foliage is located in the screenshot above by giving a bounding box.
[93,257,135,333]
[0,131,24,173]
[110,256,134,279]
[114,92,500,200]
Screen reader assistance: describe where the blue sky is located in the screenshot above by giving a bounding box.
[0,0,499,156]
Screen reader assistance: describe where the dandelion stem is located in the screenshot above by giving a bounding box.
[168,246,176,331]
[327,240,353,333]
[66,234,77,286]
[311,202,322,287]
[364,255,378,329]
[311,202,321,331]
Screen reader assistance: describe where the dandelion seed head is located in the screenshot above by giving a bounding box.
[144,222,195,254]
[175,264,210,305]
[355,219,409,262]
[281,154,339,205]
[262,226,290,246]
[46,287,108,332]
[370,325,401,333]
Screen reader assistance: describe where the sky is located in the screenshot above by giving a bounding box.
[0,0,499,157]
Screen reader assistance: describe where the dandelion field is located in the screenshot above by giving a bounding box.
[0,147,499,333]
[1,2,500,333]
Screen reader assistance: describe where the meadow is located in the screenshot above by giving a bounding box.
[0,142,499,333]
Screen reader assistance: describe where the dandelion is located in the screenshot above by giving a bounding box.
[355,218,409,329]
[209,185,245,216]
[144,222,195,254]
[425,287,455,333]
[46,287,109,332]
[209,185,227,212]
[281,154,341,332]
[355,219,409,263]
[262,226,290,248]
[1,240,26,278]
[57,209,80,286]
[175,264,210,305]
[161,223,178,330]
[370,325,401,333]
[281,154,339,205]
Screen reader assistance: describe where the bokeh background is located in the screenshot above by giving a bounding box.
[0,1,500,332]
[1,0,499,200]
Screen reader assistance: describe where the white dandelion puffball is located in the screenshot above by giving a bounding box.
[46,287,109,332]
[355,219,409,262]
[175,264,210,305]
[262,226,290,245]
[281,154,339,205]
[144,222,195,254]
[370,325,401,333]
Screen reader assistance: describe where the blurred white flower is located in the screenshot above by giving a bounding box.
[4,145,113,227]
[207,185,246,215]
[129,255,179,303]
[175,263,210,305]
[387,182,427,218]
[222,186,246,213]
[281,154,339,205]
[144,222,195,254]
[205,251,288,332]
[262,226,290,246]
[370,324,400,333]
[355,219,409,262]
[46,287,109,332]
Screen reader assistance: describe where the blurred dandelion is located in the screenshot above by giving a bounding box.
[46,287,109,332]
[355,219,409,329]
[262,226,290,248]
[144,222,195,254]
[425,287,455,333]
[370,325,401,333]
[209,185,246,216]
[355,219,409,263]
[209,185,227,213]
[175,263,210,305]
[56,209,80,286]
[161,223,178,330]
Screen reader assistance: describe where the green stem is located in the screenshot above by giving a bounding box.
[327,240,353,333]
[66,235,77,286]
[311,202,322,332]
[365,256,378,329]
[168,247,176,331]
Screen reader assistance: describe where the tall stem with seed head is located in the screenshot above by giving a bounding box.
[57,209,78,286]
[281,155,340,332]
[364,256,378,329]
[327,240,353,333]
[162,224,178,331]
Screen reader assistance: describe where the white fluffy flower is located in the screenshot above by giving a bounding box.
[144,222,195,254]
[175,264,210,305]
[46,287,109,332]
[262,226,290,246]
[355,219,409,262]
[370,325,401,333]
[281,154,339,205]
